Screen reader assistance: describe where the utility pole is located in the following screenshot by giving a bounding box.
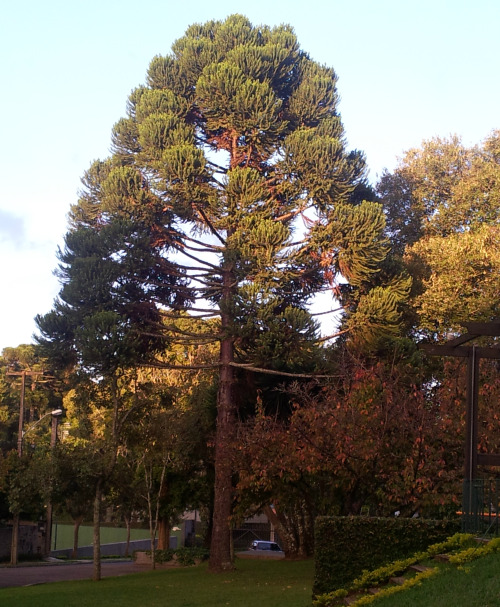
[7,369,46,457]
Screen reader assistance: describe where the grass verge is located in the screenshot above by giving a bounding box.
[0,557,314,607]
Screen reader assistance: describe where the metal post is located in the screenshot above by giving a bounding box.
[464,346,480,531]
[465,345,480,482]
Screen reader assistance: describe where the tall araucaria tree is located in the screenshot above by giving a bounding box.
[37,15,407,572]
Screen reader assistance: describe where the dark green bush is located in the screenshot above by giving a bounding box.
[175,546,209,565]
[153,548,175,563]
[146,547,209,566]
[313,516,460,596]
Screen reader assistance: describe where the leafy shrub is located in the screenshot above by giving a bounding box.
[314,533,474,607]
[313,516,460,596]
[145,547,209,566]
[449,536,500,565]
[154,548,175,563]
[174,547,209,565]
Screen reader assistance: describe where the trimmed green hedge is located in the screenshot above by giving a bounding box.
[313,516,460,596]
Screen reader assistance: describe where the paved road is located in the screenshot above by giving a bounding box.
[0,553,283,588]
[0,560,150,588]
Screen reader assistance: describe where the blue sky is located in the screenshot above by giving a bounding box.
[0,0,498,351]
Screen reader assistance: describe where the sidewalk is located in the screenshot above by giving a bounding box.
[0,559,150,588]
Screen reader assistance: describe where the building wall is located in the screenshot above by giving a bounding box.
[0,524,43,560]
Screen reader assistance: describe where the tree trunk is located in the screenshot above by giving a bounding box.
[124,514,131,557]
[158,517,170,550]
[10,513,19,566]
[263,503,313,559]
[44,502,53,556]
[72,516,84,559]
[93,481,102,581]
[264,505,299,559]
[208,329,236,572]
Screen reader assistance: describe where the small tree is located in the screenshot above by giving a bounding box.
[118,373,212,566]
[52,441,97,558]
[5,448,52,563]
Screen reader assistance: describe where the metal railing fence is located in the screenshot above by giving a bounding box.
[462,479,500,535]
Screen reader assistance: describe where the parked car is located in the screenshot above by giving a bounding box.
[249,540,282,552]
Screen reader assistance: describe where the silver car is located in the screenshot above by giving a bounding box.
[249,540,282,552]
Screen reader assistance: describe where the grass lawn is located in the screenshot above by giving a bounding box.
[0,558,314,607]
[51,524,154,551]
[4,547,500,607]
[365,550,500,607]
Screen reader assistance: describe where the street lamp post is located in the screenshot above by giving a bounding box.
[44,409,63,555]
[22,409,63,440]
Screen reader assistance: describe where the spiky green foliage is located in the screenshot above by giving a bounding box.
[36,219,189,375]
[54,15,406,358]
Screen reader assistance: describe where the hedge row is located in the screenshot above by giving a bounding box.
[313,516,460,596]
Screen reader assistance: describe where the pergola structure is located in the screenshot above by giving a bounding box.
[422,321,500,480]
[422,320,500,532]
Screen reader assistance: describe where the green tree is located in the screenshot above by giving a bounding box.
[52,441,97,558]
[405,224,500,335]
[61,373,145,580]
[38,15,407,571]
[377,132,500,251]
[35,216,189,579]
[0,345,55,452]
[35,218,184,376]
[117,377,212,567]
[0,345,60,564]
[377,131,500,337]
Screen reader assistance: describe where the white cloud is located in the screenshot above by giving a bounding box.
[0,210,26,247]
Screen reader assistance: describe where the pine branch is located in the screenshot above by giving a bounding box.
[141,361,219,371]
[159,307,219,317]
[173,245,221,271]
[316,328,350,343]
[311,306,343,317]
[205,159,228,173]
[183,243,223,254]
[228,362,334,379]
[182,272,220,284]
[192,205,226,246]
[142,324,220,340]
[140,332,218,346]
[179,232,224,252]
